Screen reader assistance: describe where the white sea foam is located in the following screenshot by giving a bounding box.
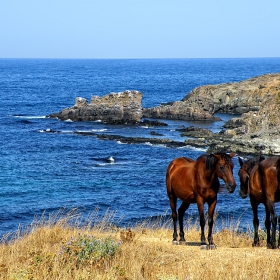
[92,129,107,132]
[178,145,207,152]
[117,141,126,144]
[144,142,167,148]
[65,119,73,122]
[106,156,115,162]
[144,142,152,146]
[13,115,46,119]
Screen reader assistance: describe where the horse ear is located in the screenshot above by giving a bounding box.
[213,154,221,160]
[229,153,236,158]
[238,157,244,166]
[260,155,265,161]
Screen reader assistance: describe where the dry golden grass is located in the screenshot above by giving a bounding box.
[0,208,280,280]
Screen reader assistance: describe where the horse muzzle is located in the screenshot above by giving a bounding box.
[239,189,248,199]
[226,182,236,193]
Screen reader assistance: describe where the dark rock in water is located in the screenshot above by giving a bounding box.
[96,134,187,148]
[177,126,214,138]
[150,131,164,136]
[106,156,115,163]
[141,119,168,127]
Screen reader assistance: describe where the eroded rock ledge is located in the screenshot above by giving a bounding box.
[143,73,280,119]
[48,90,143,124]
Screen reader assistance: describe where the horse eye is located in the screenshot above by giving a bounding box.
[220,166,225,171]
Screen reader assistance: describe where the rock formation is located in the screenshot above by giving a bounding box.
[48,90,143,124]
[48,72,280,155]
[143,100,219,121]
[143,73,280,120]
[142,73,280,155]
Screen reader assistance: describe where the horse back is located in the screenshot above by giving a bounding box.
[166,157,195,177]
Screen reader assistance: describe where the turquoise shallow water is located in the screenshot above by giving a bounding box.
[1,58,280,237]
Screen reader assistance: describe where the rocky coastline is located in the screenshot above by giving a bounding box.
[48,72,280,156]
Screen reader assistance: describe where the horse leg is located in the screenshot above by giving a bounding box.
[169,193,178,244]
[265,199,277,249]
[196,198,206,248]
[278,216,280,248]
[207,199,217,249]
[178,202,190,244]
[265,206,271,248]
[251,199,260,247]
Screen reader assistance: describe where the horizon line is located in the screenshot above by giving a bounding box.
[1,56,280,60]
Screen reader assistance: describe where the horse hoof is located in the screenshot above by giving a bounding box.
[200,244,208,250]
[179,241,187,245]
[172,240,179,245]
[208,244,216,250]
[268,244,277,249]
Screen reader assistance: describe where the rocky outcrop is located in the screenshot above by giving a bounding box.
[47,73,280,155]
[217,73,280,154]
[48,90,143,124]
[143,73,280,120]
[143,101,219,121]
[141,73,280,155]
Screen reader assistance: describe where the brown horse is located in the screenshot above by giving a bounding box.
[166,153,236,249]
[238,155,280,249]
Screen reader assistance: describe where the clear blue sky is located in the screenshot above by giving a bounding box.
[1,0,279,59]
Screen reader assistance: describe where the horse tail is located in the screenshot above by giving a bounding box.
[276,157,280,190]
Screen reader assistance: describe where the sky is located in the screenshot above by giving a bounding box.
[1,0,280,59]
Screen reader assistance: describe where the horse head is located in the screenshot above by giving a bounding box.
[237,155,265,199]
[206,153,236,193]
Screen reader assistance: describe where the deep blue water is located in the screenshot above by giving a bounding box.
[1,58,280,238]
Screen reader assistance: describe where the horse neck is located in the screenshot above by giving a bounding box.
[197,158,219,185]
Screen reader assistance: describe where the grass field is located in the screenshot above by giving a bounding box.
[0,208,279,280]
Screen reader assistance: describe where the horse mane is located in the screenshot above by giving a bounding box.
[276,157,280,189]
[245,155,265,172]
[205,152,231,170]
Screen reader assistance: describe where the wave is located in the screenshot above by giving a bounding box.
[144,142,167,148]
[178,145,207,152]
[12,115,46,119]
[116,141,127,145]
[92,129,107,132]
[93,163,114,167]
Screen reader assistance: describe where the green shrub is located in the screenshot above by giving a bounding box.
[59,234,121,266]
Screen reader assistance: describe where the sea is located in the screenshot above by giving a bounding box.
[1,58,280,239]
